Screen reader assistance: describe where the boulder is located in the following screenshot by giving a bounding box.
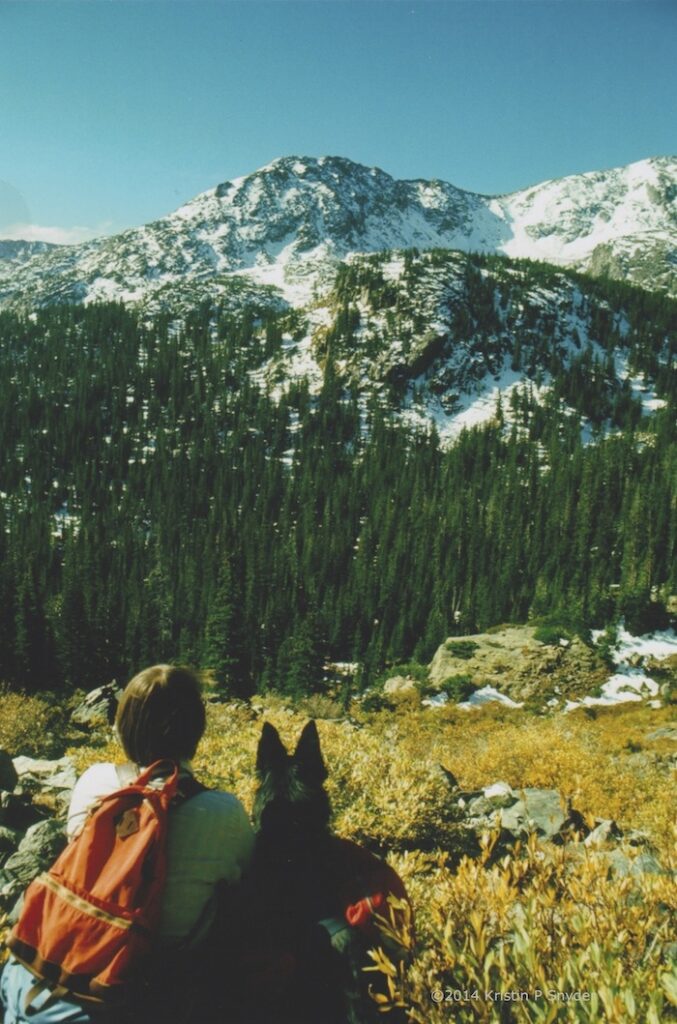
[500,789,566,839]
[584,819,622,847]
[3,819,66,886]
[482,781,517,808]
[0,750,19,793]
[0,825,22,855]
[71,683,121,728]
[0,875,24,909]
[0,791,46,831]
[383,675,417,695]
[13,755,77,798]
[429,626,608,705]
[605,849,666,878]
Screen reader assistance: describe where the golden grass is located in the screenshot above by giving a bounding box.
[21,695,677,1021]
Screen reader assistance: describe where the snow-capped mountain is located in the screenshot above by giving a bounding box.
[0,154,675,312]
[0,239,58,266]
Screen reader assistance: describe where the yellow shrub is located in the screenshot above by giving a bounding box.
[0,686,65,758]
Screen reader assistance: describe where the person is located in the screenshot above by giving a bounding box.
[1,664,255,1024]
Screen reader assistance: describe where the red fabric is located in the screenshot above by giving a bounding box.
[345,893,385,928]
[329,837,413,941]
[8,760,180,1000]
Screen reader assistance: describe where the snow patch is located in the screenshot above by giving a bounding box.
[459,686,524,710]
[566,626,677,710]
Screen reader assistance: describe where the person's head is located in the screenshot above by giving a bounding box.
[115,664,206,766]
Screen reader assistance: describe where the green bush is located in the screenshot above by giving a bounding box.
[534,625,570,645]
[618,591,669,636]
[444,640,479,660]
[595,623,619,668]
[374,662,430,688]
[531,613,592,645]
[360,691,396,713]
[438,674,477,702]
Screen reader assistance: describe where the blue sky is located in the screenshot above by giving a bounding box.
[1,0,675,243]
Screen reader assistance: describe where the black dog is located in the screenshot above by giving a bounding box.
[220,721,413,1024]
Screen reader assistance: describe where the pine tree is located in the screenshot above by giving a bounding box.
[202,558,250,697]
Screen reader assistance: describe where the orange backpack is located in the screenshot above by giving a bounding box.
[7,760,202,1007]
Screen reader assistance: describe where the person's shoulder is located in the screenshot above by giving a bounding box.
[190,788,247,814]
[67,762,122,838]
[184,788,252,832]
[75,762,120,788]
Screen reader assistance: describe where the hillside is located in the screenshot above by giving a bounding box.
[0,298,674,697]
[1,683,675,1022]
[0,154,674,697]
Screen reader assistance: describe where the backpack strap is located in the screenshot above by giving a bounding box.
[24,978,71,1014]
[115,762,208,803]
[115,763,139,787]
[176,774,208,801]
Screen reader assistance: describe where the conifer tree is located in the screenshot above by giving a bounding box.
[202,558,250,697]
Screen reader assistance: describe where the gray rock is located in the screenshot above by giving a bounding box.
[646,726,677,742]
[0,792,46,831]
[2,849,44,886]
[19,819,66,858]
[500,789,566,839]
[0,825,21,854]
[0,875,24,909]
[466,795,501,818]
[605,849,666,878]
[12,755,77,796]
[71,683,121,728]
[631,852,666,876]
[482,781,517,808]
[383,675,417,695]
[584,819,622,847]
[0,750,19,793]
[4,819,66,886]
[45,765,79,794]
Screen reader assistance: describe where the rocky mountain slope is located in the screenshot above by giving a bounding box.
[0,239,58,266]
[255,249,672,441]
[0,155,674,444]
[0,154,675,315]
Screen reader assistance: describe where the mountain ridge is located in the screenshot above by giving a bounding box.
[0,153,675,312]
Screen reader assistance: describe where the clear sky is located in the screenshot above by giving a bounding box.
[1,0,675,243]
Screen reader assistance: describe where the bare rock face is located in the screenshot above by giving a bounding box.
[3,819,66,886]
[71,683,122,729]
[428,625,608,704]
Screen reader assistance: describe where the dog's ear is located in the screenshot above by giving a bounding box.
[293,720,328,783]
[256,722,288,776]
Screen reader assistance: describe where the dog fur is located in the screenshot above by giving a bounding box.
[235,720,411,1024]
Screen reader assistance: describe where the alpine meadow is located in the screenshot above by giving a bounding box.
[0,151,675,1023]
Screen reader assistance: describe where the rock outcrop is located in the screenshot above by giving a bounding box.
[429,625,608,705]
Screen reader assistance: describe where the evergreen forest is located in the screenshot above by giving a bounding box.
[0,283,674,699]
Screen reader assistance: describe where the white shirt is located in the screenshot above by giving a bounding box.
[67,762,255,946]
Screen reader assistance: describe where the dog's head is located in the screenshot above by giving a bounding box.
[252,721,331,847]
